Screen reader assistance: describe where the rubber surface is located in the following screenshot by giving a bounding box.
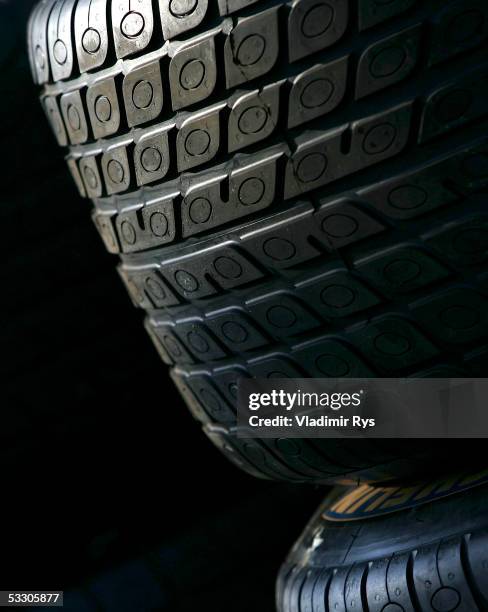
[28,0,488,484]
[277,472,488,611]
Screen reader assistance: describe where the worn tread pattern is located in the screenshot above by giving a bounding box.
[29,0,488,485]
[278,483,488,611]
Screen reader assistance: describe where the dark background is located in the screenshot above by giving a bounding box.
[0,2,322,610]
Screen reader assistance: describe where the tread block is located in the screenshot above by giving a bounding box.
[47,0,77,82]
[169,35,217,111]
[123,61,164,128]
[86,77,121,139]
[288,0,348,63]
[288,56,348,129]
[92,210,119,254]
[428,0,488,66]
[176,105,223,172]
[284,103,412,199]
[74,0,109,73]
[298,270,381,318]
[243,210,323,269]
[228,82,282,153]
[59,90,89,145]
[247,293,321,339]
[159,0,208,40]
[79,155,103,198]
[354,246,450,295]
[294,338,375,377]
[29,0,56,84]
[43,96,68,146]
[351,316,439,372]
[101,146,131,195]
[111,0,154,59]
[358,156,459,220]
[119,267,181,309]
[205,311,268,353]
[134,127,171,187]
[174,322,228,362]
[224,7,279,89]
[411,287,488,346]
[425,213,488,266]
[316,199,387,250]
[419,70,488,144]
[116,197,176,253]
[355,24,422,100]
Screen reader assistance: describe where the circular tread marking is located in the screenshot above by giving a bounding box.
[316,354,350,376]
[213,256,243,279]
[321,285,355,308]
[374,332,411,356]
[141,147,162,172]
[95,95,112,122]
[266,305,297,328]
[67,105,81,131]
[164,335,182,357]
[221,321,249,343]
[370,45,406,78]
[388,184,428,210]
[121,11,145,38]
[82,28,101,54]
[189,197,212,224]
[107,159,125,184]
[263,237,297,261]
[300,78,334,109]
[53,39,67,65]
[462,153,488,178]
[121,220,137,245]
[296,152,328,183]
[229,383,238,398]
[436,89,472,123]
[363,122,397,154]
[384,259,421,284]
[439,305,480,330]
[431,587,461,612]
[447,9,483,44]
[187,331,210,353]
[236,35,266,66]
[175,270,199,292]
[180,59,206,90]
[83,165,98,189]
[276,438,301,456]
[149,212,168,237]
[322,214,359,237]
[238,106,268,134]
[301,3,334,38]
[170,0,198,16]
[132,80,154,109]
[238,177,265,206]
[184,129,210,156]
[145,277,166,299]
[453,228,488,255]
[382,605,405,612]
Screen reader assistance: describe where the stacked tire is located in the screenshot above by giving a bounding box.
[28,0,488,608]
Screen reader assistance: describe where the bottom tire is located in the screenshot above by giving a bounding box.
[277,467,488,611]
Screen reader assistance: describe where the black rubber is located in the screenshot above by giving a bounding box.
[28,0,488,484]
[277,473,488,611]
